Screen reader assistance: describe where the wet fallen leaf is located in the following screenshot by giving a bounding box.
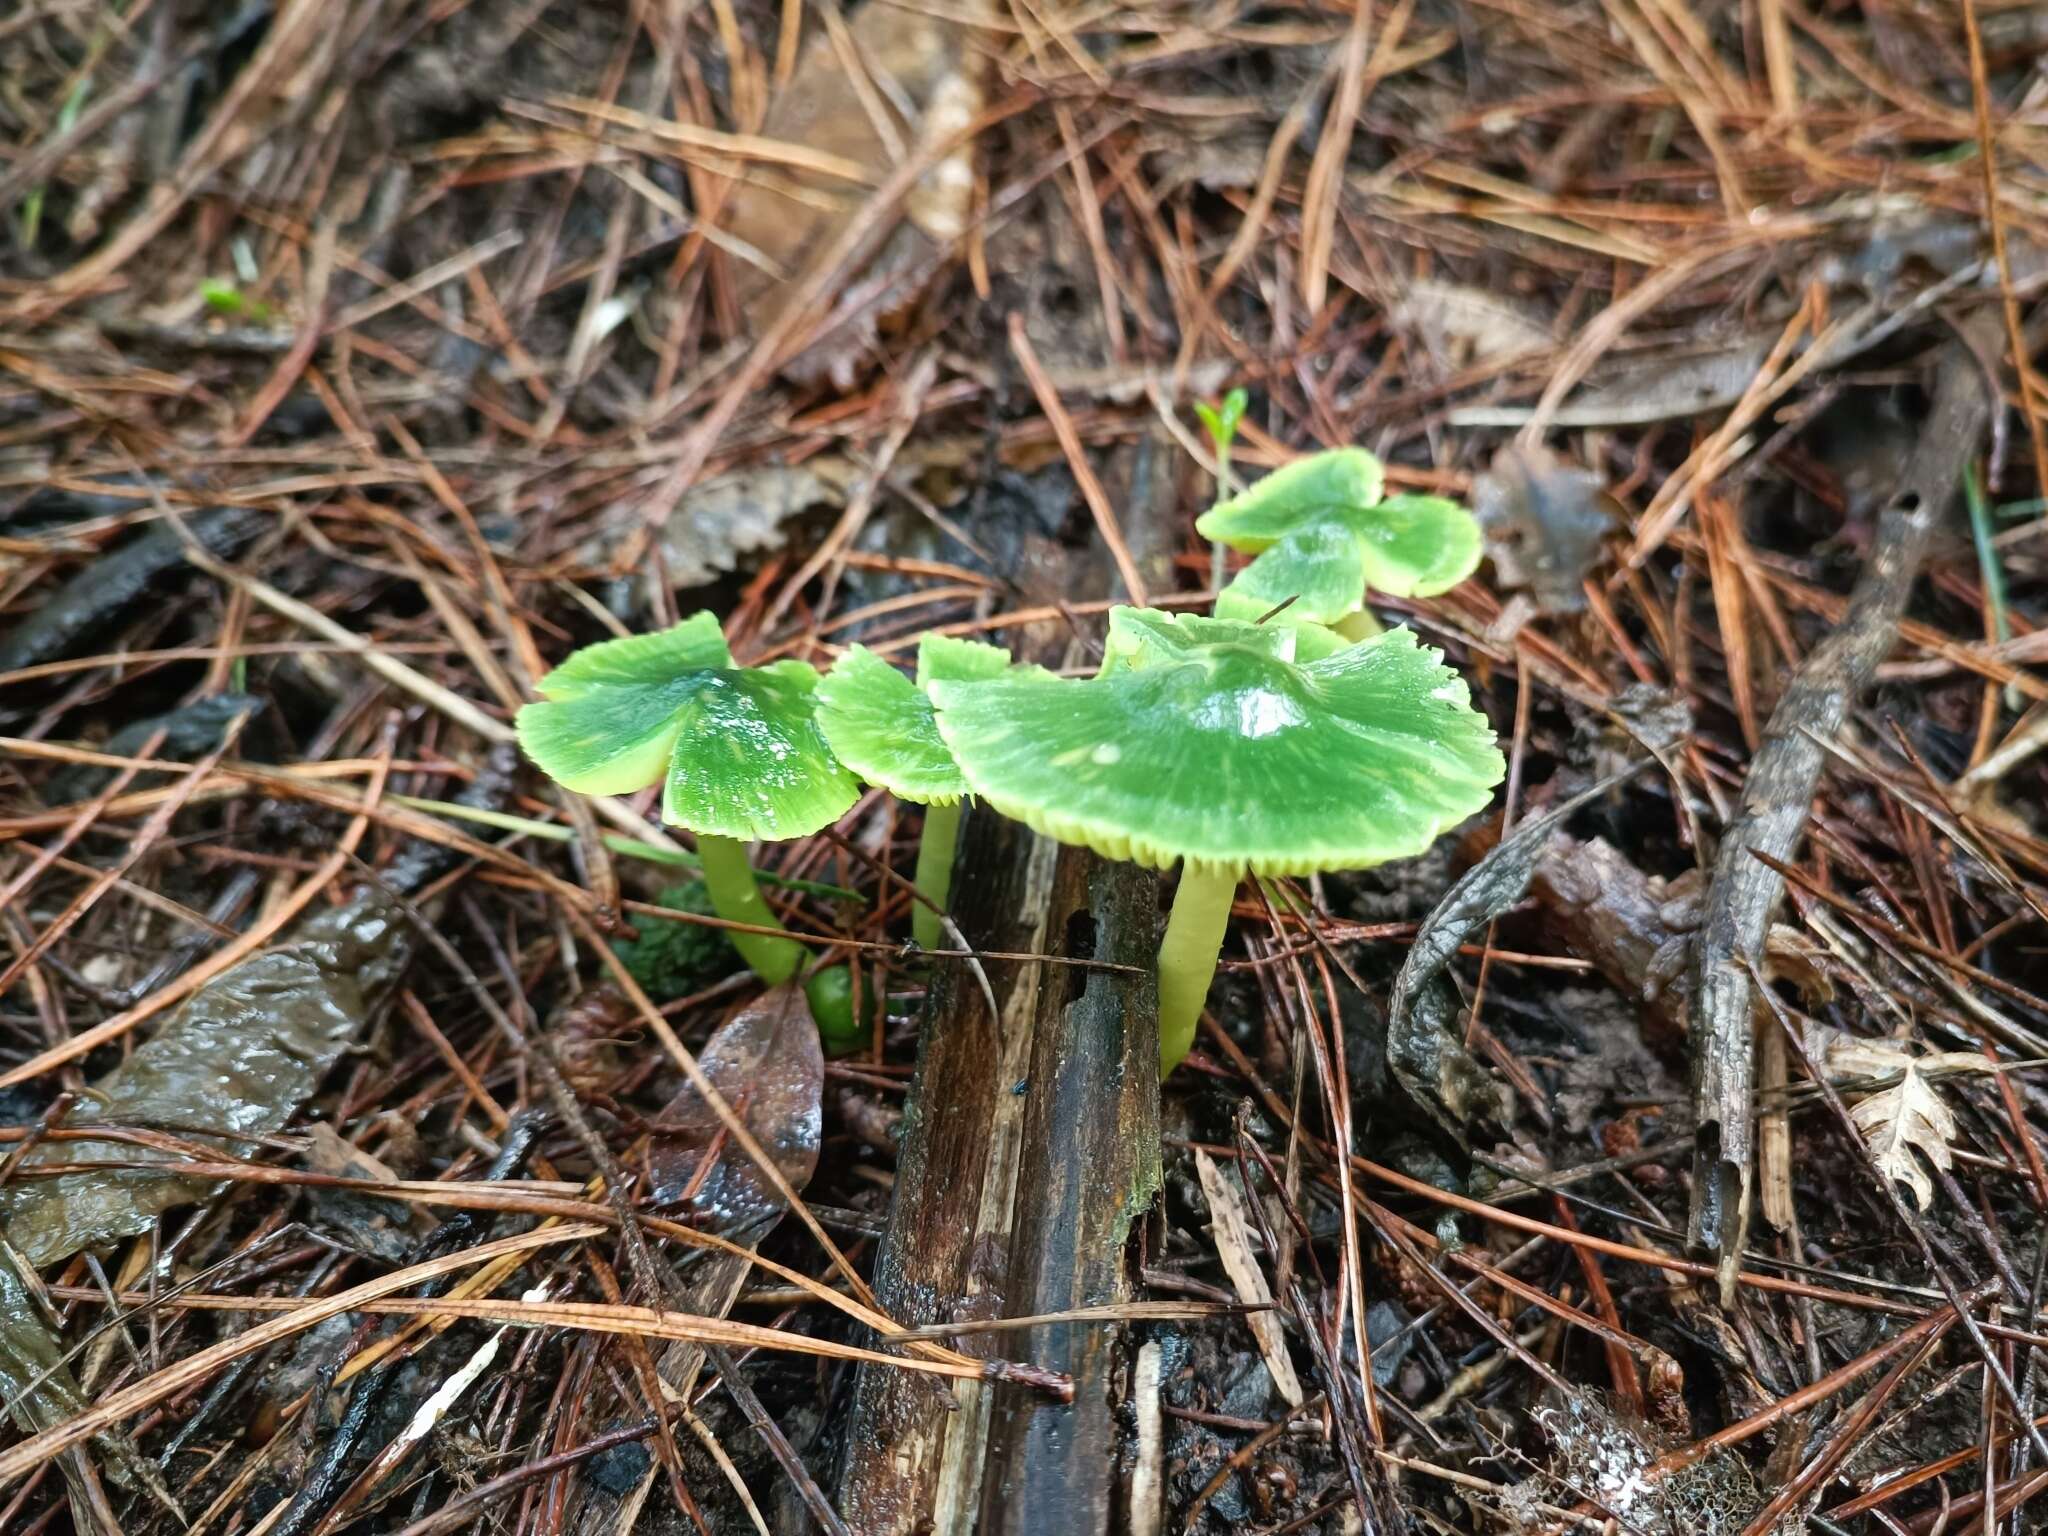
[1473,443,1616,614]
[646,983,823,1226]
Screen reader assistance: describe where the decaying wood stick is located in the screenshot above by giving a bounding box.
[977,850,1161,1536]
[836,430,1177,1533]
[1687,325,1997,1302]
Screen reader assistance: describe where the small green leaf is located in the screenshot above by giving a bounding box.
[914,633,1015,689]
[517,613,857,840]
[932,610,1502,877]
[201,278,247,317]
[1199,451,1481,624]
[1195,448,1386,547]
[1211,587,1352,660]
[1100,606,1297,674]
[1193,387,1249,457]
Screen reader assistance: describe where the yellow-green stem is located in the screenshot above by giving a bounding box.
[1208,445,1233,596]
[1158,863,1241,1077]
[911,800,963,952]
[1334,609,1383,642]
[696,833,802,985]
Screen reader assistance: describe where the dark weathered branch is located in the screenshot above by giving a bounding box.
[1686,329,1996,1299]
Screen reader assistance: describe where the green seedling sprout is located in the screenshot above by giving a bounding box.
[200,277,273,325]
[1194,387,1249,594]
[931,606,1504,1075]
[1198,448,1482,649]
[515,613,865,1046]
[815,634,1036,950]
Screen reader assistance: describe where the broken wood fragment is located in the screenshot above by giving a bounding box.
[1685,329,1996,1302]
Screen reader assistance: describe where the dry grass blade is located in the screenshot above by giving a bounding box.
[1194,1150,1304,1407]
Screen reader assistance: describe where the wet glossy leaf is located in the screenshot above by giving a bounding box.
[932,609,1503,876]
[646,985,823,1225]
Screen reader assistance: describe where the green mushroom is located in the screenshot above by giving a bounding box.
[1197,448,1483,651]
[515,613,864,1046]
[814,633,1035,951]
[930,606,1504,1076]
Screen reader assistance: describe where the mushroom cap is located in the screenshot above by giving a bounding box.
[814,634,1019,806]
[930,607,1503,876]
[1095,605,1296,674]
[516,612,858,840]
[1197,446,1481,610]
[1207,519,1369,631]
[1197,448,1386,548]
[1209,587,1352,660]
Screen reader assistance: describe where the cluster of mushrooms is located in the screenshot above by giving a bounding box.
[517,444,1506,1075]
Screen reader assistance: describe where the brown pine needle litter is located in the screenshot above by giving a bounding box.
[4,1,2048,1532]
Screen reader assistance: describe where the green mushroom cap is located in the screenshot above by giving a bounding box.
[814,633,1030,806]
[515,612,858,841]
[1209,584,1355,661]
[930,606,1504,877]
[1197,448,1483,621]
[1197,447,1386,546]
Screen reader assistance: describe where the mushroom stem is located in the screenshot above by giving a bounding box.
[1157,863,1242,1076]
[695,833,803,985]
[1333,609,1383,641]
[911,801,963,951]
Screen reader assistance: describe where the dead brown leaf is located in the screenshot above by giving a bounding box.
[719,3,986,387]
[1473,443,1616,614]
[646,984,824,1227]
[1805,1025,1990,1210]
